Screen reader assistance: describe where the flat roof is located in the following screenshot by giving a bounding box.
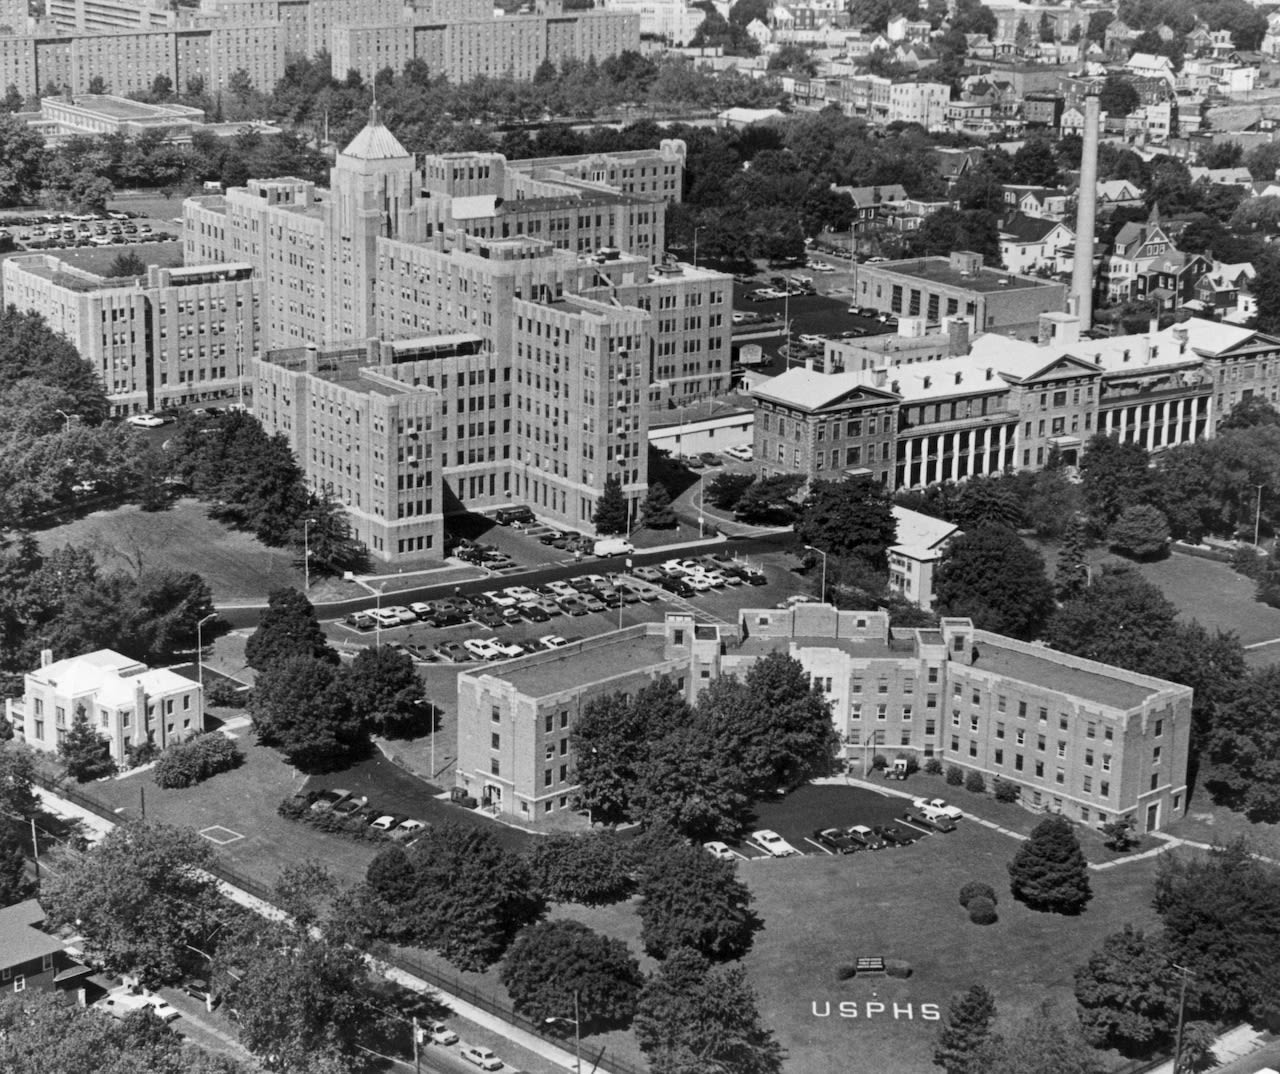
[871,258,1058,293]
[736,635,915,660]
[498,632,671,697]
[975,642,1159,709]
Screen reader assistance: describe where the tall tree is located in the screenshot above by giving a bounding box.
[291,493,369,578]
[500,919,642,1029]
[630,725,751,840]
[570,690,652,826]
[0,746,38,820]
[593,475,628,535]
[0,829,34,906]
[43,821,219,984]
[635,948,783,1074]
[1205,666,1280,820]
[934,524,1055,639]
[1007,815,1091,914]
[934,984,998,1074]
[1073,925,1178,1054]
[342,645,424,737]
[1054,517,1089,601]
[58,705,116,782]
[981,1002,1103,1074]
[1107,504,1170,559]
[248,655,366,772]
[640,482,677,529]
[794,475,897,569]
[1080,434,1161,532]
[244,587,335,670]
[637,840,759,960]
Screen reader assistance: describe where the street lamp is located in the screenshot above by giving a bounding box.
[374,583,386,649]
[693,225,706,270]
[1253,483,1265,549]
[544,990,581,1074]
[195,612,217,692]
[805,545,828,604]
[302,517,317,591]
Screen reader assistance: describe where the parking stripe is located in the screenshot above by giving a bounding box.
[804,838,834,855]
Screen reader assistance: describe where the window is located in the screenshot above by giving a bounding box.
[995,722,1005,739]
[491,706,501,723]
[11,976,23,993]
[1036,735,1045,752]
[971,690,980,705]
[994,749,1003,765]
[1100,780,1110,797]
[1059,715,1069,731]
[1150,773,1159,791]
[1018,701,1027,718]
[952,711,961,727]
[1035,760,1044,777]
[1102,753,1112,772]
[544,769,552,787]
[1086,722,1096,739]
[1015,729,1025,746]
[560,764,568,783]
[561,712,569,729]
[1154,718,1164,737]
[969,716,979,733]
[925,719,936,736]
[1085,749,1094,766]
[1152,746,1161,765]
[997,695,1006,712]
[903,705,913,719]
[490,759,500,775]
[968,741,977,758]
[926,693,937,709]
[876,704,887,720]
[491,733,500,750]
[545,714,554,733]
[1083,775,1092,792]
[1038,707,1047,722]
[1056,741,1066,758]
[1104,726,1114,743]
[953,682,962,697]
[1056,769,1065,785]
[951,736,959,752]
[927,667,939,684]
[1015,754,1024,771]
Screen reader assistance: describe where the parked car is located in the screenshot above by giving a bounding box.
[874,824,916,847]
[632,565,665,583]
[743,570,768,586]
[813,827,858,854]
[903,807,956,833]
[704,841,737,861]
[424,1022,458,1045]
[310,789,351,813]
[911,797,963,820]
[494,641,525,658]
[471,609,506,629]
[126,413,167,428]
[391,819,426,842]
[659,577,695,597]
[434,640,469,662]
[699,452,722,467]
[483,590,517,608]
[370,813,408,832]
[846,824,887,850]
[463,638,502,660]
[556,595,589,616]
[724,444,754,461]
[750,829,801,857]
[461,1044,504,1070]
[331,794,369,819]
[345,612,375,630]
[539,634,569,649]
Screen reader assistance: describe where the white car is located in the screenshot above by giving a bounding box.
[912,797,963,820]
[494,641,525,658]
[461,1044,504,1070]
[683,573,715,592]
[751,829,801,857]
[724,444,754,461]
[799,334,825,347]
[464,637,502,660]
[503,585,539,605]
[391,819,426,841]
[546,580,579,599]
[369,814,403,831]
[126,414,166,428]
[704,841,737,861]
[539,635,569,649]
[369,608,401,628]
[99,988,180,1024]
[383,605,417,625]
[661,558,692,576]
[409,602,433,619]
[424,1021,458,1046]
[483,590,517,608]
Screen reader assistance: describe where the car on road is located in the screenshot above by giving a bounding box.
[874,824,916,847]
[750,829,801,857]
[704,841,737,861]
[539,634,569,649]
[424,1022,458,1046]
[310,789,351,813]
[846,824,887,850]
[812,827,858,854]
[126,413,167,428]
[461,1044,504,1070]
[100,988,180,1023]
[911,797,963,820]
[434,640,470,662]
[464,638,502,660]
[903,807,956,833]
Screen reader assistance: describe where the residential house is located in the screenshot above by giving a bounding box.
[0,900,92,997]
[1104,211,1177,303]
[888,505,959,609]
[1096,179,1145,209]
[1193,262,1257,318]
[1003,184,1071,221]
[929,146,983,188]
[831,183,909,232]
[999,212,1074,275]
[1104,18,1138,58]
[947,99,997,134]
[1126,52,1176,87]
[1023,91,1064,128]
[1132,251,1212,313]
[888,80,950,130]
[1189,166,1254,187]
[1061,102,1108,137]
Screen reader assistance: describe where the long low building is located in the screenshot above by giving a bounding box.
[457,605,1192,834]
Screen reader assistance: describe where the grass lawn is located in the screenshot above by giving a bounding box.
[58,241,184,275]
[35,498,301,603]
[1163,797,1280,860]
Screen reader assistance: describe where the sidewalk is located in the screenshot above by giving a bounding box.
[35,786,590,1074]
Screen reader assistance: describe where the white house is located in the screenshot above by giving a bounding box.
[998,212,1074,275]
[888,505,960,609]
[1125,52,1176,85]
[5,649,204,762]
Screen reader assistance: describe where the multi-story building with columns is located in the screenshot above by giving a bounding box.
[753,314,1279,488]
[457,606,1192,834]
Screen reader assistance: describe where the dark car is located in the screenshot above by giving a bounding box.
[425,610,466,628]
[659,577,695,597]
[331,794,370,820]
[539,531,565,545]
[813,827,858,854]
[522,604,551,623]
[874,824,916,847]
[472,608,506,629]
[903,808,956,833]
[434,640,468,662]
[699,452,722,467]
[743,570,768,586]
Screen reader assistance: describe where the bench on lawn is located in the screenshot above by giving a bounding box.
[855,957,886,975]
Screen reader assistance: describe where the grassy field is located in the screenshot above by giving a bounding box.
[35,498,300,602]
[1129,551,1280,646]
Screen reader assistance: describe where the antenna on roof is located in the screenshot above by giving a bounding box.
[370,83,379,128]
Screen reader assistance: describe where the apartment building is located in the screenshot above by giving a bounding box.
[5,648,205,762]
[2,256,259,415]
[47,0,174,32]
[750,314,1277,490]
[888,80,949,130]
[457,607,1192,832]
[505,141,686,204]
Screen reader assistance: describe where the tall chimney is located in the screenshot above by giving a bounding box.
[1071,91,1100,332]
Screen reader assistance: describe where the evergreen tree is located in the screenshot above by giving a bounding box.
[1007,815,1092,914]
[593,475,628,535]
[639,482,677,529]
[244,587,335,671]
[58,704,115,782]
[934,984,999,1074]
[1054,518,1089,601]
[0,828,34,906]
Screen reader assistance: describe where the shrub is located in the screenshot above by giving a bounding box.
[964,770,986,794]
[124,740,160,769]
[153,733,243,789]
[945,764,965,786]
[871,753,888,770]
[993,780,1020,803]
[958,881,997,908]
[526,833,635,906]
[205,678,244,708]
[968,897,998,925]
[835,964,858,981]
[923,757,944,775]
[885,959,913,978]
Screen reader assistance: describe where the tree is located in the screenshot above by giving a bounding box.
[1012,137,1060,187]
[0,829,34,906]
[106,251,147,278]
[364,824,545,971]
[1054,517,1089,601]
[0,114,45,207]
[794,475,896,569]
[934,524,1054,639]
[570,690,650,826]
[733,472,804,523]
[630,725,751,840]
[1108,504,1170,559]
[1007,815,1091,914]
[1080,434,1161,532]
[636,840,759,960]
[244,587,335,670]
[910,207,1000,264]
[706,471,754,510]
[981,1002,1103,1074]
[1219,396,1280,431]
[1204,666,1280,820]
[954,478,1024,531]
[342,645,425,737]
[1073,926,1177,1054]
[500,920,642,1029]
[248,655,366,772]
[635,948,783,1074]
[1099,73,1140,119]
[0,747,38,821]
[43,821,219,984]
[696,650,838,796]
[58,704,115,782]
[292,493,369,578]
[0,307,110,421]
[525,833,634,905]
[593,474,628,535]
[640,482,677,529]
[934,984,998,1074]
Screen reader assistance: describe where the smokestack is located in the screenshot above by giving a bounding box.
[1071,92,1100,332]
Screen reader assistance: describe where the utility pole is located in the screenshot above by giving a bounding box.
[412,1016,421,1074]
[30,817,38,881]
[140,785,146,819]
[1172,962,1194,1074]
[1254,483,1265,549]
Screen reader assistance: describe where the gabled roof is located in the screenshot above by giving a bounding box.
[340,101,410,162]
[753,368,898,412]
[891,505,959,559]
[1000,212,1070,244]
[0,901,63,967]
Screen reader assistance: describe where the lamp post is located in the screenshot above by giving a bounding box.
[1253,483,1265,549]
[303,517,316,591]
[544,990,581,1074]
[805,544,828,604]
[374,583,386,649]
[693,225,705,270]
[195,612,217,692]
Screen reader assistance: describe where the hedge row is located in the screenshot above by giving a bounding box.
[153,733,243,789]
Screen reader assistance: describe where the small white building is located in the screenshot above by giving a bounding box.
[5,649,204,761]
[888,505,960,609]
